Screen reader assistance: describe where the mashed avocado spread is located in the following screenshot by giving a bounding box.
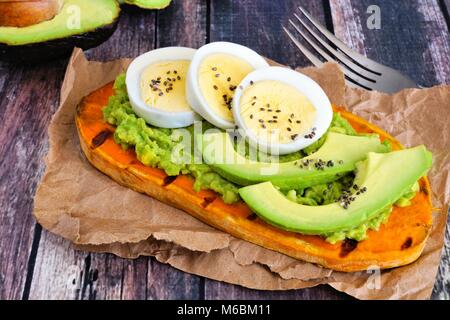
[103,73,418,243]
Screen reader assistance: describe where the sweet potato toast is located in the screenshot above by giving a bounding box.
[75,83,433,272]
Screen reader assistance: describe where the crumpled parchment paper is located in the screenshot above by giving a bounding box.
[34,48,449,299]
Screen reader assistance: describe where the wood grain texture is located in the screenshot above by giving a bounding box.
[329,0,450,86]
[210,0,330,68]
[0,59,67,299]
[0,0,449,300]
[156,0,207,48]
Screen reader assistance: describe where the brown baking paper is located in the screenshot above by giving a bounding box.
[34,48,450,299]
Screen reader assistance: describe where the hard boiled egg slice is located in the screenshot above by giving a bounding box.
[232,66,332,155]
[126,47,201,128]
[186,42,269,129]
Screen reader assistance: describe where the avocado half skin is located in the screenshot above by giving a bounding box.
[0,18,119,63]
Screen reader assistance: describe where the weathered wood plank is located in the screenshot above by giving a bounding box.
[443,0,450,19]
[156,0,207,48]
[85,5,156,61]
[210,0,329,68]
[329,0,450,86]
[431,215,450,300]
[0,58,67,300]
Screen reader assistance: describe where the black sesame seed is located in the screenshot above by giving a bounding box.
[291,134,298,140]
[259,119,264,123]
[158,92,163,96]
[296,120,301,124]
[215,73,220,77]
[287,128,292,132]
[288,119,292,123]
[177,76,181,80]
[253,96,257,99]
[250,114,253,119]
[213,85,218,90]
[261,124,266,129]
[250,80,254,85]
[290,113,295,118]
[212,67,217,71]
[166,71,171,74]
[227,77,231,82]
[276,109,281,113]
[251,102,256,106]
[260,108,265,111]
[273,116,278,119]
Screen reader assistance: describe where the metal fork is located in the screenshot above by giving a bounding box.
[283,6,419,93]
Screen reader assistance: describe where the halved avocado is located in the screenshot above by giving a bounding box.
[239,146,432,235]
[202,131,388,189]
[0,0,120,62]
[119,0,171,9]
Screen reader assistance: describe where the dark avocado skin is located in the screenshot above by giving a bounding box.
[0,17,119,63]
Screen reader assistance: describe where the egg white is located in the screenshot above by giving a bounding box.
[232,66,333,155]
[126,47,201,128]
[186,42,269,129]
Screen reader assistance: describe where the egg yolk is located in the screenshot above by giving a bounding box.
[140,60,191,112]
[198,53,254,122]
[240,80,317,144]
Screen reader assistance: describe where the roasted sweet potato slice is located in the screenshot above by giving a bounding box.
[75,83,433,272]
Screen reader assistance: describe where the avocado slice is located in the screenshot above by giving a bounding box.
[0,0,120,62]
[202,131,388,189]
[239,146,432,235]
[119,0,171,9]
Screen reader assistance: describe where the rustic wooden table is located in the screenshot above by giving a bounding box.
[0,0,449,300]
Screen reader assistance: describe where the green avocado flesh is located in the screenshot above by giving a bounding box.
[239,146,432,237]
[120,0,171,9]
[202,131,388,189]
[0,0,120,46]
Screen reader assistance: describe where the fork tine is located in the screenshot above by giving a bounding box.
[293,13,381,81]
[288,19,378,89]
[283,19,374,90]
[298,6,385,73]
[282,27,324,68]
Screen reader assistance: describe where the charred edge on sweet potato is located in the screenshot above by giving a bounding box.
[246,213,258,221]
[340,239,358,258]
[162,176,177,187]
[91,130,112,148]
[401,237,413,250]
[201,197,217,208]
[420,186,429,196]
